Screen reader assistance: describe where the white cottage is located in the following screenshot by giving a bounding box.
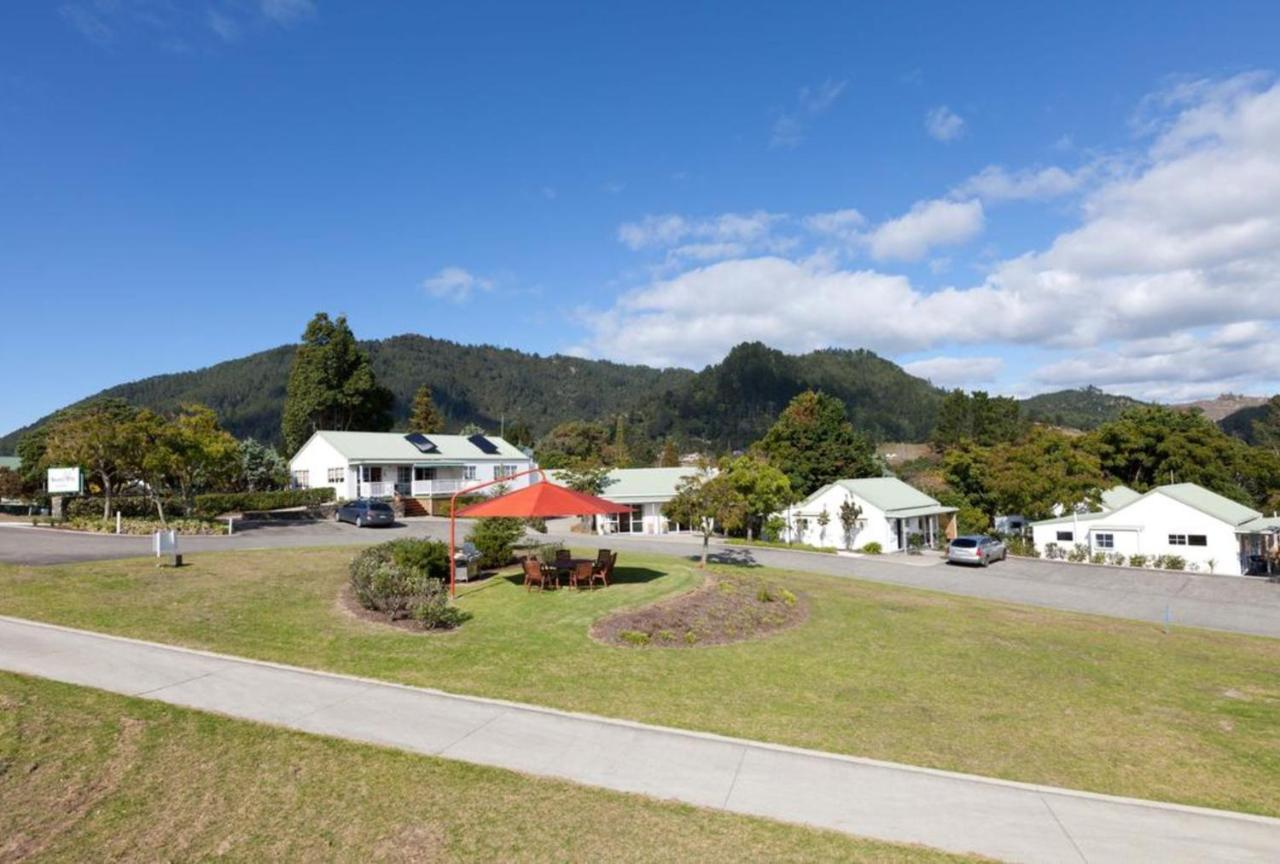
[781,477,958,552]
[550,467,700,535]
[289,431,536,506]
[1030,482,1279,576]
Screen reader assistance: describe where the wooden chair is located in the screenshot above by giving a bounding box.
[591,552,617,588]
[522,559,550,592]
[568,560,595,590]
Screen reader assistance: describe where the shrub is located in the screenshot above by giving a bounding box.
[1090,552,1107,565]
[907,533,925,554]
[532,542,565,564]
[778,588,797,606]
[762,514,786,542]
[1156,554,1186,571]
[67,496,178,519]
[193,488,334,517]
[1128,554,1148,569]
[1106,552,1127,567]
[349,539,456,625]
[620,630,650,646]
[466,517,526,568]
[860,541,882,554]
[411,580,471,629]
[756,586,774,603]
[1067,544,1089,563]
[1006,536,1039,558]
[63,516,227,535]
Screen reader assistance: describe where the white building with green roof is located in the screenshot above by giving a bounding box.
[289,431,535,502]
[1031,482,1277,576]
[551,467,701,535]
[780,477,958,552]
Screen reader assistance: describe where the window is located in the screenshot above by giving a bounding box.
[397,466,412,485]
[1056,531,1073,542]
[1188,534,1208,546]
[494,464,520,481]
[414,466,434,482]
[1169,534,1187,546]
[1094,533,1114,549]
[361,466,382,482]
[327,467,344,483]
[291,470,309,489]
[463,465,477,481]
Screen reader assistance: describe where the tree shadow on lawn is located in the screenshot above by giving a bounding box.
[498,566,669,590]
[696,548,763,569]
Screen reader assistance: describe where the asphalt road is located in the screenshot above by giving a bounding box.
[2,519,1279,638]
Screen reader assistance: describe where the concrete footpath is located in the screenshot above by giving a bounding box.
[2,616,1277,863]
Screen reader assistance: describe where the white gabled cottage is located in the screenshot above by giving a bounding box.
[780,477,958,552]
[289,431,536,503]
[1031,482,1279,576]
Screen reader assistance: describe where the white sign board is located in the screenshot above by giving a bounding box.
[153,530,178,556]
[47,467,83,494]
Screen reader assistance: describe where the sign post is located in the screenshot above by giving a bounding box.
[47,467,82,520]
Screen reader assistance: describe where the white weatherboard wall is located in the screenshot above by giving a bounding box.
[1032,491,1245,575]
[781,478,955,552]
[289,435,358,499]
[788,484,895,550]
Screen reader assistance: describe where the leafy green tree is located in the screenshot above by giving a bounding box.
[605,415,633,468]
[155,405,241,510]
[282,313,393,455]
[662,463,747,567]
[558,465,616,496]
[465,517,526,568]
[838,498,863,548]
[0,467,25,500]
[754,391,877,497]
[238,438,288,491]
[43,399,146,519]
[503,419,534,449]
[657,439,680,468]
[931,389,1025,449]
[408,385,444,434]
[1089,406,1257,503]
[1250,396,1280,455]
[720,454,792,540]
[459,422,486,436]
[534,420,611,469]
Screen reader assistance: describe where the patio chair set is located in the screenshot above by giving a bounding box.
[522,548,617,592]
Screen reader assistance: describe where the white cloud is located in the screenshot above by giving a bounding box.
[617,211,784,263]
[904,356,1004,387]
[579,74,1280,400]
[804,208,866,238]
[422,267,493,303]
[925,105,965,141]
[866,198,984,261]
[953,164,1086,202]
[260,0,316,25]
[771,79,848,149]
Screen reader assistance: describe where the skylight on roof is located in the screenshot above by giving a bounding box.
[468,434,500,454]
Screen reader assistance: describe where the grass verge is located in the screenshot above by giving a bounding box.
[1,547,1278,815]
[0,672,963,862]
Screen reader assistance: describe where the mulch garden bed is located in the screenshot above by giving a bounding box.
[591,573,807,648]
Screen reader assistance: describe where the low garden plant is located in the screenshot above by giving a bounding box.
[859,541,882,554]
[349,539,468,630]
[466,517,526,568]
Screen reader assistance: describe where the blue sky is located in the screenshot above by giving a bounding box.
[4,1,1280,435]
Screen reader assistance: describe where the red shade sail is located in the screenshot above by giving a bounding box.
[456,481,631,518]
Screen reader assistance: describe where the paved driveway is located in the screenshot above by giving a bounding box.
[2,520,1278,638]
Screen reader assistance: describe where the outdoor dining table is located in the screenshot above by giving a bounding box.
[549,558,596,587]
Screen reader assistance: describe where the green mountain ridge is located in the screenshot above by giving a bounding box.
[0,337,944,454]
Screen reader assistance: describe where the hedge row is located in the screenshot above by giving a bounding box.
[65,488,335,519]
[193,488,335,516]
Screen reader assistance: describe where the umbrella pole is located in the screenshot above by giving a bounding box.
[448,465,547,598]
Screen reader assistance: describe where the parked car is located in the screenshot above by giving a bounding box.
[947,535,1006,566]
[335,499,396,528]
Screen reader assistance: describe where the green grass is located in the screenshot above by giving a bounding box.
[0,672,963,863]
[725,537,837,553]
[1,548,1279,816]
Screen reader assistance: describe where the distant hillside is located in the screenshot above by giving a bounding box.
[1018,386,1148,430]
[0,337,945,454]
[1219,398,1276,444]
[1172,393,1269,422]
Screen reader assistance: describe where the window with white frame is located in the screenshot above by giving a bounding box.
[291,470,309,489]
[494,464,519,481]
[1169,534,1187,545]
[463,465,477,481]
[1094,532,1114,549]
[327,467,345,483]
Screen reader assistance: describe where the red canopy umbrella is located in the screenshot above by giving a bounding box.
[447,470,629,594]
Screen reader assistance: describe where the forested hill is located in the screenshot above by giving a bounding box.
[0,337,945,453]
[1018,386,1149,430]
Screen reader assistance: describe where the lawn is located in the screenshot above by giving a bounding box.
[0,672,962,862]
[1,547,1278,816]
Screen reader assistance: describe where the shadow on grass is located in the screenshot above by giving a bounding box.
[498,566,668,590]
[696,548,763,569]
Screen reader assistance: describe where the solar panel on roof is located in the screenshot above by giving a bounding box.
[404,433,438,453]
[468,434,500,454]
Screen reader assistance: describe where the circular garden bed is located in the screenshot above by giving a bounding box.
[591,572,807,648]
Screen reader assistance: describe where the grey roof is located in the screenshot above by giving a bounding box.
[798,477,948,514]
[551,467,698,502]
[1238,516,1280,534]
[1031,511,1111,527]
[1100,485,1141,511]
[309,431,528,462]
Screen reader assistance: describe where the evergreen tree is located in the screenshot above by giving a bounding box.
[408,385,444,434]
[720,454,792,540]
[657,439,680,467]
[282,313,393,454]
[754,391,877,497]
[43,399,146,518]
[238,438,288,491]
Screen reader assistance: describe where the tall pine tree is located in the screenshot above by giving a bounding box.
[282,313,393,454]
[408,385,444,434]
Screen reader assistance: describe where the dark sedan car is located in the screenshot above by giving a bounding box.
[947,535,1007,566]
[335,499,396,528]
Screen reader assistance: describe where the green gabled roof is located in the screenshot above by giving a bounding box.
[1100,485,1141,510]
[311,431,528,462]
[549,467,697,502]
[1155,483,1261,526]
[797,477,944,514]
